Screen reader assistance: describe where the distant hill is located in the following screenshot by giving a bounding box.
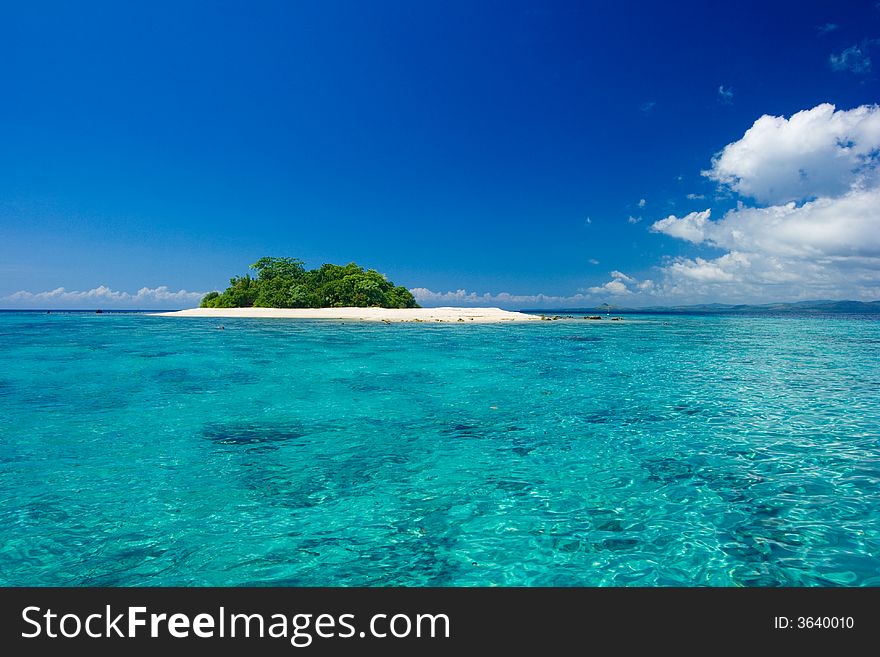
[521,300,880,314]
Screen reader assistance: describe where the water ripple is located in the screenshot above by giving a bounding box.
[0,312,878,585]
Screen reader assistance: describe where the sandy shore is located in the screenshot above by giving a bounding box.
[151,306,542,323]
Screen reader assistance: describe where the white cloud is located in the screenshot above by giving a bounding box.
[413,270,648,307]
[666,252,749,283]
[589,280,629,295]
[627,215,642,224]
[655,250,880,302]
[703,103,880,204]
[649,103,880,302]
[650,209,711,243]
[4,285,204,309]
[638,198,646,208]
[817,23,839,35]
[655,182,880,259]
[609,270,634,283]
[718,85,734,105]
[588,259,600,265]
[830,44,871,73]
[410,287,592,308]
[686,193,705,200]
[587,270,636,295]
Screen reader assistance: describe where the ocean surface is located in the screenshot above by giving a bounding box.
[1,311,878,586]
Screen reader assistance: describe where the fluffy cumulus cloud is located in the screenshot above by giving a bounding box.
[665,252,749,284]
[654,191,880,258]
[587,271,632,295]
[586,271,654,296]
[703,103,880,204]
[4,285,204,309]
[651,209,710,243]
[649,103,880,302]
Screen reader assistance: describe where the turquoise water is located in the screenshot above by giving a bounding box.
[1,311,879,586]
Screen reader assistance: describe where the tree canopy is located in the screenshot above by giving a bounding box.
[200,257,419,309]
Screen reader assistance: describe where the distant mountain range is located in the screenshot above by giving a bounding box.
[522,300,880,314]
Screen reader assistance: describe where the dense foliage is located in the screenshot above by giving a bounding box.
[200,258,419,309]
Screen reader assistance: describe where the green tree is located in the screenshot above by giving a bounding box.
[199,291,220,307]
[253,277,295,308]
[386,285,419,308]
[251,257,305,282]
[204,257,420,308]
[204,274,258,307]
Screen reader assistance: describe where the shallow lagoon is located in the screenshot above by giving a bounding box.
[1,311,878,586]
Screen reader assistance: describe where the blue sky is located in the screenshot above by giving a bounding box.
[2,0,879,308]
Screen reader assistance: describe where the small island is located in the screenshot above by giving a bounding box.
[154,257,541,322]
[200,257,419,309]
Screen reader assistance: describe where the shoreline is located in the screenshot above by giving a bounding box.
[150,306,543,323]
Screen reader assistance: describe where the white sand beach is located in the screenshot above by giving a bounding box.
[151,306,542,323]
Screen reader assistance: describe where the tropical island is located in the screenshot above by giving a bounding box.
[154,257,540,322]
[199,257,419,309]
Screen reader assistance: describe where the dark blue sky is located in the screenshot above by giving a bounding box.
[2,1,879,307]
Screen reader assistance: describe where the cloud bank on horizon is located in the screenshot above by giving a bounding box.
[4,286,204,309]
[6,103,880,310]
